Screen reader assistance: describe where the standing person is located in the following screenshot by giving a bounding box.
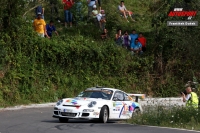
[87,0,97,21]
[92,5,99,27]
[100,10,106,30]
[63,0,74,28]
[115,29,123,46]
[118,1,135,22]
[122,30,131,49]
[35,4,45,19]
[33,12,50,38]
[46,20,59,38]
[97,10,106,30]
[138,33,147,52]
[182,86,199,108]
[130,29,138,49]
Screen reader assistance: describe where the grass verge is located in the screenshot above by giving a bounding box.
[128,103,200,131]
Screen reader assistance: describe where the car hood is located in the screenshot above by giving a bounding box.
[61,97,108,106]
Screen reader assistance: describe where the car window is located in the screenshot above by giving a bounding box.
[78,90,113,100]
[113,91,124,101]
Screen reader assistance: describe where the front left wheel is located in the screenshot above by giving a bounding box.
[99,106,109,123]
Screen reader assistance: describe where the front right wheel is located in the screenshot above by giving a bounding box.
[99,106,109,123]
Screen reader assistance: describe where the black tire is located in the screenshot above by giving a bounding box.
[99,106,109,123]
[59,118,69,123]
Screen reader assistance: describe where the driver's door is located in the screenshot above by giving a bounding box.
[110,91,125,119]
[120,93,134,119]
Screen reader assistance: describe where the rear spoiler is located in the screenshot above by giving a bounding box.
[127,94,145,102]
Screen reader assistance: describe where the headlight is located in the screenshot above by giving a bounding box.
[88,101,97,108]
[56,99,63,106]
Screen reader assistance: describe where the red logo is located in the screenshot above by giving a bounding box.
[168,11,197,17]
[168,8,197,20]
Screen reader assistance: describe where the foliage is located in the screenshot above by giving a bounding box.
[149,0,200,96]
[129,105,200,131]
[0,0,200,131]
[0,0,200,107]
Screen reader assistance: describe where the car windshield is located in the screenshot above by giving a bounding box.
[77,90,113,100]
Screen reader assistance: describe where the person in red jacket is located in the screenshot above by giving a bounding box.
[138,33,147,52]
[62,0,74,28]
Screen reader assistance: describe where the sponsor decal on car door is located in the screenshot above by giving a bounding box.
[119,93,134,119]
[111,91,124,119]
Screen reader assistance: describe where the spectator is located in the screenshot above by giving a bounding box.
[121,30,131,49]
[118,1,135,22]
[87,0,97,21]
[131,38,142,54]
[33,12,49,38]
[130,29,138,49]
[46,20,59,38]
[92,5,99,27]
[97,10,106,30]
[138,33,147,52]
[101,28,108,40]
[63,0,74,28]
[115,29,123,46]
[35,4,44,19]
[182,86,199,108]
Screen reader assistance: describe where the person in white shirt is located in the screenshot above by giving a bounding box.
[97,10,106,30]
[118,1,135,22]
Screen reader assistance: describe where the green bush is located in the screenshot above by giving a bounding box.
[0,0,200,108]
[130,105,200,130]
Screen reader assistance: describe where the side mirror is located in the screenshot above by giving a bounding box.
[113,97,118,101]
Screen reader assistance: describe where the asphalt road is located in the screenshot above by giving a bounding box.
[0,107,200,133]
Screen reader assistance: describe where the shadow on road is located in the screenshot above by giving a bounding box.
[41,119,118,124]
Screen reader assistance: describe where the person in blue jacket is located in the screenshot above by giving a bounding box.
[129,29,138,47]
[46,20,59,38]
[131,38,143,54]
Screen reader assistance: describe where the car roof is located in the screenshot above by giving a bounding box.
[85,87,121,92]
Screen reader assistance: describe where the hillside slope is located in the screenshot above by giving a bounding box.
[0,0,200,107]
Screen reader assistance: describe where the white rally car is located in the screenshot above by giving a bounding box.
[53,87,144,123]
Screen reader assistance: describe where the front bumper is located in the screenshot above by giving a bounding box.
[53,108,100,120]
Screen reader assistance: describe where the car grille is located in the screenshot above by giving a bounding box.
[54,111,59,115]
[61,112,77,117]
[63,105,77,107]
[82,113,89,117]
[63,105,81,108]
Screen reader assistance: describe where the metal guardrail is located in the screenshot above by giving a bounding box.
[140,97,185,107]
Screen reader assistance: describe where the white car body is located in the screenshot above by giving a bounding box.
[53,87,143,123]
